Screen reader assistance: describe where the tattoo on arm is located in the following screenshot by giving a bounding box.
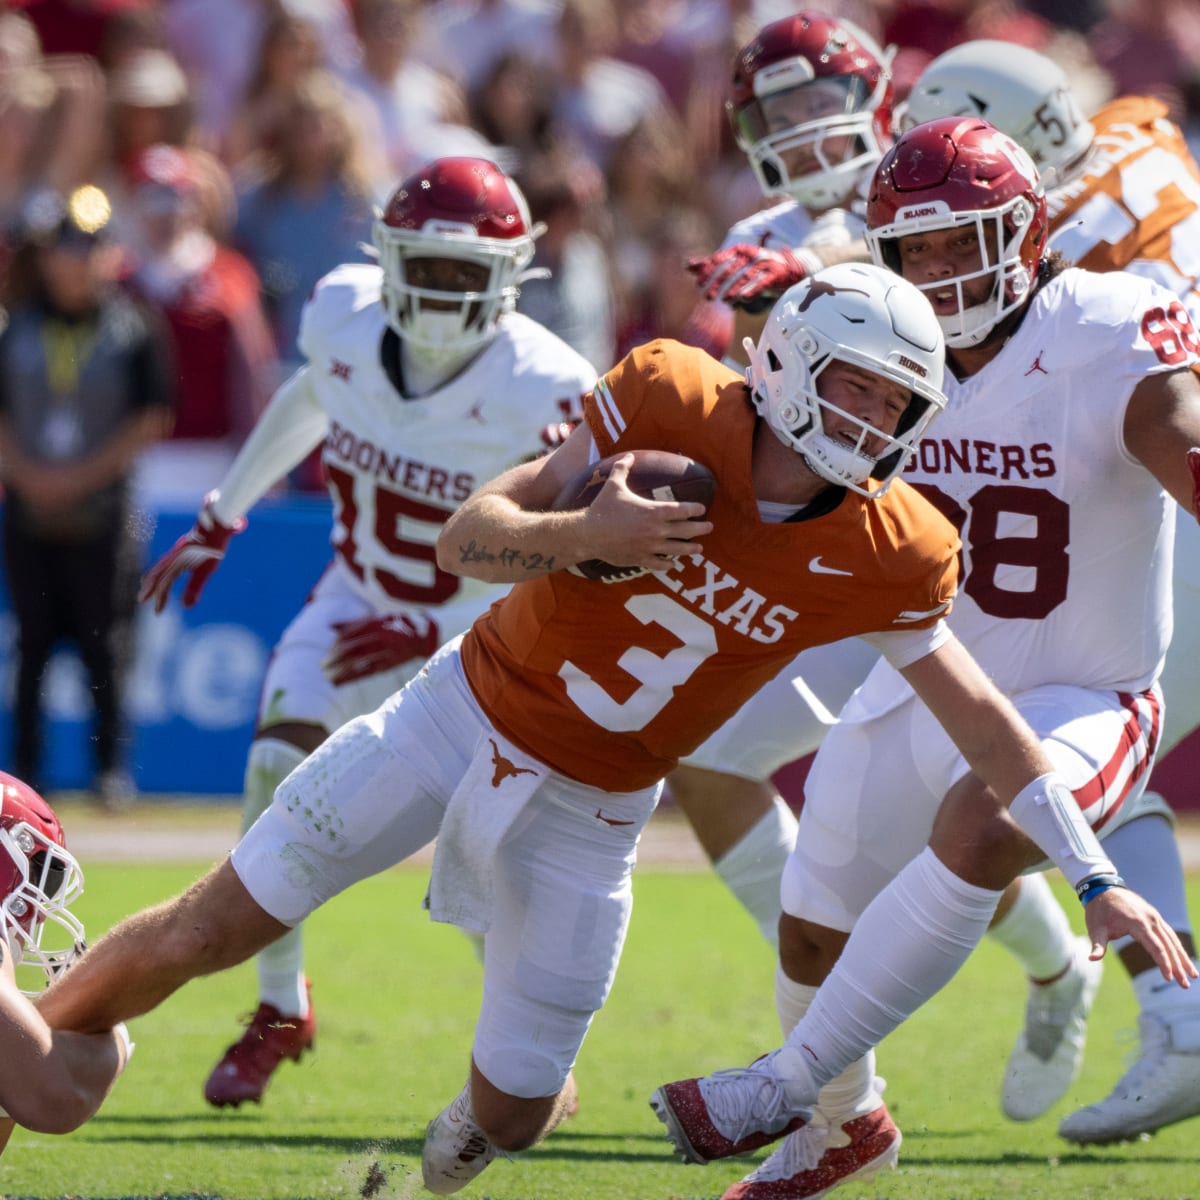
[458,539,557,573]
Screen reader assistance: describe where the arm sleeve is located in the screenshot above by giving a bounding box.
[860,619,953,669]
[208,366,329,524]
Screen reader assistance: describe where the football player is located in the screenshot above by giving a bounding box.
[40,263,1188,1199]
[904,41,1200,1143]
[137,156,597,1109]
[672,21,1091,1117]
[0,772,133,1155]
[667,6,894,951]
[652,118,1200,1198]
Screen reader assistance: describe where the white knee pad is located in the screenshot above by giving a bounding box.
[242,737,309,836]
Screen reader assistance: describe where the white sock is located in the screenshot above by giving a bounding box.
[775,964,818,1037]
[244,738,310,1016]
[1103,814,1192,952]
[714,795,798,948]
[775,967,877,1121]
[778,847,1002,1099]
[987,872,1077,981]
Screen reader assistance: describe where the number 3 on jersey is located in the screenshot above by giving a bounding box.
[559,593,717,731]
[326,463,461,604]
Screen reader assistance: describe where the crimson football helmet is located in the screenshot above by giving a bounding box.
[729,12,894,210]
[745,262,946,497]
[372,156,541,357]
[866,116,1047,348]
[0,772,85,993]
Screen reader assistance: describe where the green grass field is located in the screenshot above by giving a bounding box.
[3,863,1198,1200]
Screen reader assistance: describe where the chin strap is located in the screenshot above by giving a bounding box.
[1189,446,1200,522]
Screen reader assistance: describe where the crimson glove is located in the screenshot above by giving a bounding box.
[686,243,813,309]
[323,612,440,686]
[138,492,245,614]
[1189,447,1200,521]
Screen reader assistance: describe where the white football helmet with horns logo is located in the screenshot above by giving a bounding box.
[745,261,946,497]
[900,40,1094,189]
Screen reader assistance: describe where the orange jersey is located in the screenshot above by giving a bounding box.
[1048,97,1200,323]
[461,340,960,791]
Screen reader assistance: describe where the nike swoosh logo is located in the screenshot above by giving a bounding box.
[595,808,636,827]
[808,556,853,576]
[894,600,953,623]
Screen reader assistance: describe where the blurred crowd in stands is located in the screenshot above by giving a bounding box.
[1,0,1197,500]
[0,0,1196,553]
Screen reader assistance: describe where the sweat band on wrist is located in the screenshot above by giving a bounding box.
[1076,873,1127,905]
[1007,772,1117,890]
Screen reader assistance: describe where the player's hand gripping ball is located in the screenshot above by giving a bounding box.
[552,449,716,581]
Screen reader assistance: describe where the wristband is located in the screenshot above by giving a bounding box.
[1076,873,1126,905]
[1007,772,1117,889]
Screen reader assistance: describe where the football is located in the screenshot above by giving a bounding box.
[551,449,717,581]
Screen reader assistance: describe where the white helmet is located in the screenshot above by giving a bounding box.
[901,40,1094,189]
[0,772,86,994]
[745,262,946,497]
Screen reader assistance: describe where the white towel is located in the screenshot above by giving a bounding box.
[428,728,548,934]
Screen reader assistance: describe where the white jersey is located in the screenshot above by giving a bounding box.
[720,199,865,255]
[849,268,1194,721]
[300,263,596,639]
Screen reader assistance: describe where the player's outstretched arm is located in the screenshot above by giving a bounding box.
[903,634,1197,987]
[138,367,328,613]
[0,947,133,1137]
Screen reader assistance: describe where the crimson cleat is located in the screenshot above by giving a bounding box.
[204,981,316,1108]
[649,1054,809,1164]
[721,1103,901,1199]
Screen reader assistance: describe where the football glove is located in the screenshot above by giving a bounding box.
[1189,446,1200,520]
[686,243,815,310]
[323,612,440,686]
[138,492,246,614]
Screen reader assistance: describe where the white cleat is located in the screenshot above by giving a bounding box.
[1002,936,1103,1121]
[1059,1013,1200,1144]
[421,1085,499,1195]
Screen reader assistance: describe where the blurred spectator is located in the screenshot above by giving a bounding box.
[233,71,375,483]
[1088,0,1200,125]
[0,15,108,264]
[603,109,702,340]
[338,0,493,182]
[7,0,156,62]
[882,0,1054,99]
[613,204,731,362]
[515,151,615,371]
[121,146,276,480]
[548,0,674,171]
[223,9,324,169]
[421,0,558,95]
[0,185,172,808]
[164,0,360,153]
[611,0,698,114]
[468,49,564,173]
